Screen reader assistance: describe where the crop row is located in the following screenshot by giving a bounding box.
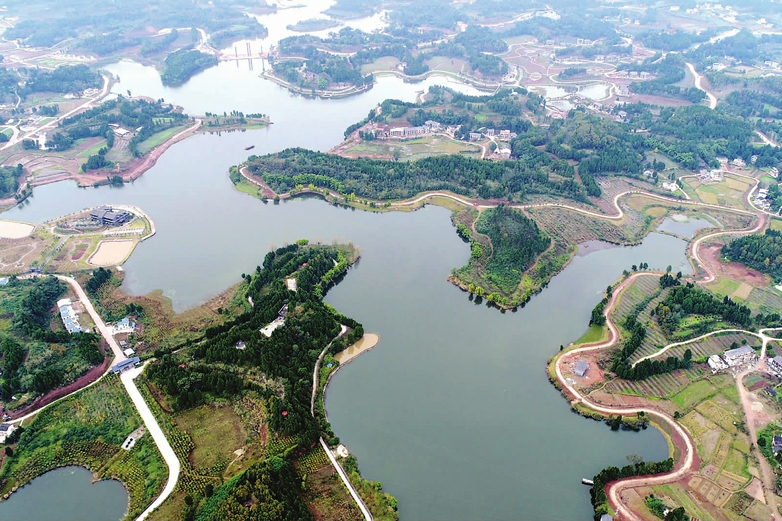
[297,446,330,477]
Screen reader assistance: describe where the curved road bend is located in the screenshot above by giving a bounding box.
[310,326,373,521]
[553,206,774,521]
[685,62,717,110]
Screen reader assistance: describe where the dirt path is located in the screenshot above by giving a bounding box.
[552,205,773,520]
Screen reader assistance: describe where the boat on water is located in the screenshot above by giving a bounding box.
[245,145,255,150]
[582,478,594,486]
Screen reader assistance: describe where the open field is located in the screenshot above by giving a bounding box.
[681,176,754,209]
[340,135,482,161]
[0,221,34,239]
[88,239,136,266]
[173,404,247,474]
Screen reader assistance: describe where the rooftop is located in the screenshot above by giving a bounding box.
[724,345,754,358]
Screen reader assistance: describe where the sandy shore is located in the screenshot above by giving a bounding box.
[334,333,379,365]
[88,240,136,266]
[0,220,34,239]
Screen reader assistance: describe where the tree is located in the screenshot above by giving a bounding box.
[4,447,13,457]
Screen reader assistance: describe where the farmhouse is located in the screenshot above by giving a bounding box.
[90,206,131,227]
[0,423,16,444]
[574,360,589,377]
[707,354,728,373]
[111,357,141,375]
[723,345,755,367]
[768,355,782,375]
[57,298,87,334]
[773,435,782,456]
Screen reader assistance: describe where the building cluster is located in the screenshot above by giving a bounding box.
[58,298,88,334]
[754,188,774,211]
[90,206,132,227]
[605,70,654,80]
[708,345,757,373]
[697,169,723,182]
[387,120,443,138]
[109,317,137,336]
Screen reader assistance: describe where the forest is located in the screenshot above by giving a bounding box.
[0,277,104,402]
[721,229,782,281]
[248,148,592,203]
[141,243,390,520]
[23,65,102,94]
[0,164,21,199]
[469,204,551,296]
[160,48,218,86]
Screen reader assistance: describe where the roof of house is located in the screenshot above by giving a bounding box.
[724,345,754,358]
[600,514,613,521]
[112,357,140,372]
[773,356,782,367]
[0,423,13,432]
[574,360,589,375]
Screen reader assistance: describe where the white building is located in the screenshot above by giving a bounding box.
[707,354,728,373]
[723,345,756,367]
[0,423,16,444]
[769,355,782,375]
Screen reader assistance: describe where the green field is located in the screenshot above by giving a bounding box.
[136,124,189,155]
[0,378,166,519]
[670,379,717,410]
[343,135,482,161]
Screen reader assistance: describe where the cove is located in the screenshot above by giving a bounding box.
[1,62,688,520]
[0,466,127,521]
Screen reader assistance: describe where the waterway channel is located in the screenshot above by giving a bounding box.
[1,60,691,520]
[0,466,127,521]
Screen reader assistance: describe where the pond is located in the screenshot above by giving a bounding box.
[0,466,127,521]
[656,214,717,239]
[579,83,611,100]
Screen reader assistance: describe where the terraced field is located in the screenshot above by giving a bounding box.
[602,367,704,398]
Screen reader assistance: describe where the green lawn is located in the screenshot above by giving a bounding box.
[136,125,189,155]
[670,379,717,410]
[707,277,740,298]
[174,404,247,473]
[574,324,607,345]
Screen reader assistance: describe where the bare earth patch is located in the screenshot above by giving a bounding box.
[88,239,135,266]
[334,333,379,365]
[0,220,34,239]
[702,244,770,286]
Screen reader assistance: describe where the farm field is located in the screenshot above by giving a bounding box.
[341,135,482,161]
[682,176,754,209]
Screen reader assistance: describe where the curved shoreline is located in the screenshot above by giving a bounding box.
[550,209,772,520]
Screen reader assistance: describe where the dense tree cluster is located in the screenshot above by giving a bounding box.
[160,48,218,86]
[195,457,312,521]
[0,164,21,199]
[656,283,752,335]
[722,230,782,281]
[23,65,102,94]
[249,148,591,203]
[473,204,551,294]
[1,277,104,400]
[146,358,244,410]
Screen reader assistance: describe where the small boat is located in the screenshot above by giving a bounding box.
[245,145,255,151]
[582,478,594,486]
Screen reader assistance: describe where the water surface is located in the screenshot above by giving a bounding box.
[0,466,127,521]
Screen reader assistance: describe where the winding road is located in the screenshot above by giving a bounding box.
[552,206,782,521]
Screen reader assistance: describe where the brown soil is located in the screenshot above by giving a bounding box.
[702,244,770,287]
[5,357,111,419]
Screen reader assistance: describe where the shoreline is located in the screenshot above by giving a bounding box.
[322,333,380,424]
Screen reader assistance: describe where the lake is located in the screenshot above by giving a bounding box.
[0,466,127,521]
[1,59,689,520]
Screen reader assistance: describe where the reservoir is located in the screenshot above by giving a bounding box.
[1,61,688,519]
[0,466,127,521]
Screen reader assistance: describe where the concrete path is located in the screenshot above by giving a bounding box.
[310,325,373,521]
[121,364,181,521]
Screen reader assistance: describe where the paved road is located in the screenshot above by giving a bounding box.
[553,204,771,520]
[121,364,181,521]
[310,326,373,521]
[686,62,717,109]
[2,74,111,151]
